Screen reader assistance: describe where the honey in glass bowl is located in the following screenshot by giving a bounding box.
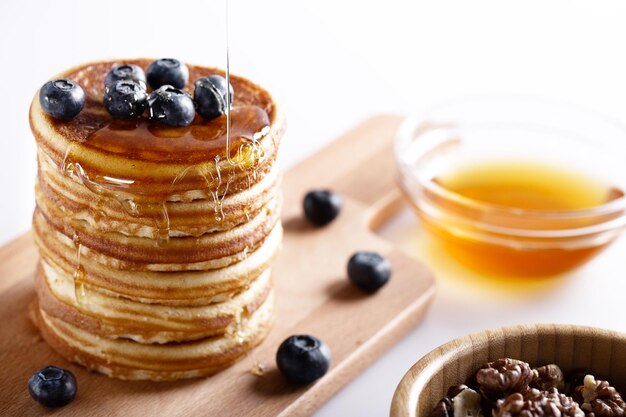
[425,160,623,276]
[395,97,626,277]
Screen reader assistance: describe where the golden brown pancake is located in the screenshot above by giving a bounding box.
[33,191,282,268]
[34,218,283,305]
[29,59,284,380]
[36,264,273,343]
[30,292,274,381]
[36,148,282,238]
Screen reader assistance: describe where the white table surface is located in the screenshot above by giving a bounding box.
[3,1,626,415]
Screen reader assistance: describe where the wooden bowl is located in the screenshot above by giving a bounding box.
[390,324,626,417]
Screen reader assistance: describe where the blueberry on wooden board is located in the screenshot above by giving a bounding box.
[347,251,391,293]
[276,335,331,384]
[28,366,77,408]
[303,190,342,226]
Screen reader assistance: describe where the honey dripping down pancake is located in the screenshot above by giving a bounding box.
[29,59,285,380]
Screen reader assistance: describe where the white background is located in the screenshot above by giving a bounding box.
[3,1,626,415]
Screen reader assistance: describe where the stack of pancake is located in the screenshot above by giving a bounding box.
[28,59,285,380]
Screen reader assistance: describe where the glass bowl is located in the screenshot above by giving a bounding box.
[395,96,626,277]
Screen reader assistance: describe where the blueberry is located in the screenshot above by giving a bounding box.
[39,79,85,120]
[347,251,391,293]
[303,190,342,226]
[146,58,189,89]
[28,366,77,408]
[276,335,331,384]
[194,75,234,120]
[104,64,146,88]
[103,80,148,118]
[147,85,195,127]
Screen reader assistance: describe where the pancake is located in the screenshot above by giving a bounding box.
[29,59,286,199]
[34,191,281,268]
[36,148,282,238]
[35,217,283,304]
[30,291,274,381]
[36,264,273,343]
[30,59,284,380]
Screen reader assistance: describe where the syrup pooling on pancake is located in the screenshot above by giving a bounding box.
[60,105,270,200]
[83,106,269,165]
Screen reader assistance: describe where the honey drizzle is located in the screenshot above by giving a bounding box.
[209,155,226,222]
[58,133,270,303]
[52,9,273,327]
[72,234,87,305]
[156,202,171,244]
[222,0,252,229]
[221,0,268,187]
[225,0,233,165]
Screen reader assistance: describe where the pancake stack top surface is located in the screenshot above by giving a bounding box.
[29,58,285,381]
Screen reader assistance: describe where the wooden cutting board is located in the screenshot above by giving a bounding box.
[0,115,436,417]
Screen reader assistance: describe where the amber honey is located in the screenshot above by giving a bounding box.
[419,160,624,277]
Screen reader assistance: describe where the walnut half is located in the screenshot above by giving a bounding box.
[494,388,585,417]
[476,358,535,400]
[429,385,483,417]
[532,364,565,391]
[451,386,483,417]
[574,375,626,417]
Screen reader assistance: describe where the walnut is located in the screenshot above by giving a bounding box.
[494,388,585,417]
[429,385,484,417]
[451,387,483,417]
[574,375,626,417]
[532,364,565,391]
[476,358,535,400]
